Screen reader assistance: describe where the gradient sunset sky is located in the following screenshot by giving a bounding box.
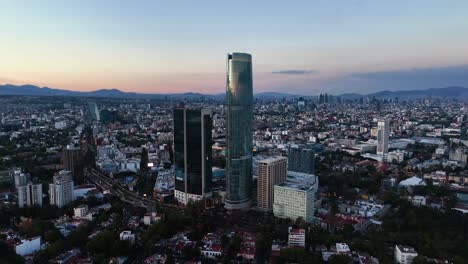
[2,0,468,95]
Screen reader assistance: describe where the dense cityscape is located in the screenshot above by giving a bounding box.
[0,51,467,264]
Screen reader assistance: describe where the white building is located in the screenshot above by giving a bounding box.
[74,205,89,218]
[54,121,67,129]
[377,120,389,155]
[15,236,41,256]
[408,196,426,207]
[288,227,305,248]
[385,150,406,163]
[120,231,135,244]
[49,170,74,208]
[395,245,418,264]
[17,183,43,208]
[398,176,426,188]
[273,171,318,223]
[13,169,30,188]
[449,148,467,164]
[336,243,351,254]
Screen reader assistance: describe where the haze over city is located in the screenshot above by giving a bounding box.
[2,0,468,95]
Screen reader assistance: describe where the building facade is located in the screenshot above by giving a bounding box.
[394,245,418,264]
[377,120,389,155]
[288,146,316,174]
[273,171,318,223]
[288,227,306,248]
[49,170,74,208]
[17,183,43,208]
[225,52,254,210]
[257,156,287,211]
[173,107,213,205]
[63,144,83,183]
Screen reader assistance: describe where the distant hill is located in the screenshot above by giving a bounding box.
[254,92,302,100]
[366,86,468,99]
[1,84,467,100]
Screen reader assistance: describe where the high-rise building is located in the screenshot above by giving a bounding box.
[273,171,318,223]
[225,52,254,210]
[173,107,213,205]
[87,102,100,122]
[288,146,315,174]
[63,144,83,183]
[377,120,389,155]
[13,169,30,188]
[49,170,74,208]
[17,183,43,208]
[257,156,287,211]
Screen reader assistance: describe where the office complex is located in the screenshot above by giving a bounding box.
[173,107,213,205]
[225,52,254,210]
[377,120,389,155]
[63,144,83,183]
[273,171,318,223]
[17,183,43,208]
[49,170,75,208]
[288,146,316,174]
[257,156,287,211]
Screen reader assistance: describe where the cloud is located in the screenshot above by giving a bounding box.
[271,70,316,75]
[261,64,468,95]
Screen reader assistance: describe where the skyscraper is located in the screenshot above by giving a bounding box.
[87,102,100,122]
[288,146,316,174]
[225,52,253,210]
[377,120,389,155]
[63,144,83,183]
[49,170,74,208]
[257,156,287,211]
[173,107,213,205]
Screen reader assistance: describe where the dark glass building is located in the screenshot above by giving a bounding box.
[288,146,316,174]
[225,52,253,209]
[173,107,213,205]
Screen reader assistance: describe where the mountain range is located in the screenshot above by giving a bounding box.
[0,84,467,100]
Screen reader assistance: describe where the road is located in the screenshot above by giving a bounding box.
[85,168,157,211]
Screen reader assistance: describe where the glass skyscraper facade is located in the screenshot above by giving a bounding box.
[173,107,213,205]
[225,52,253,209]
[288,146,316,174]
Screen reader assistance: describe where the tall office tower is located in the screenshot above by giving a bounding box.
[257,156,287,211]
[225,52,253,210]
[63,144,83,183]
[173,107,213,205]
[288,146,315,174]
[17,183,43,208]
[49,170,74,208]
[377,120,390,155]
[87,102,100,122]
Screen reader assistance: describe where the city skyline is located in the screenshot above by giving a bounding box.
[2,1,468,95]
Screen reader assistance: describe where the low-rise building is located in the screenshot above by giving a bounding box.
[287,227,305,248]
[120,231,135,244]
[15,236,41,256]
[395,245,418,264]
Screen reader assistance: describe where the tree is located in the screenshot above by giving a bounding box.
[0,241,24,264]
[328,254,352,264]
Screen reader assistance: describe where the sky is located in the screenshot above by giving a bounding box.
[1,0,468,95]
